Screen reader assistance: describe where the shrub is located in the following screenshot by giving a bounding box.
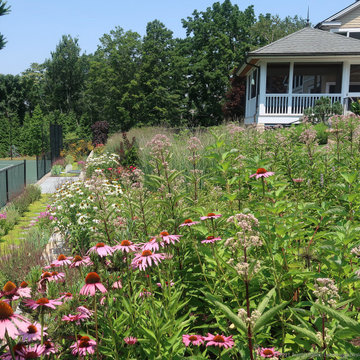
[51,164,63,176]
[92,121,109,146]
[105,132,139,167]
[314,122,329,145]
[303,97,343,124]
[12,185,41,216]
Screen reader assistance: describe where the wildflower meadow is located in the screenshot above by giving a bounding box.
[2,117,360,359]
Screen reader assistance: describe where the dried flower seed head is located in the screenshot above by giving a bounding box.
[85,272,101,285]
[3,281,16,292]
[0,301,14,319]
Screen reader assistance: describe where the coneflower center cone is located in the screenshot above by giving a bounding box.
[184,219,193,224]
[73,255,83,262]
[207,236,215,240]
[36,298,50,305]
[160,231,169,236]
[85,272,101,284]
[207,213,216,216]
[79,336,91,347]
[213,335,225,343]
[42,272,51,279]
[57,254,67,261]
[141,250,152,257]
[256,168,267,174]
[0,301,14,319]
[189,335,198,341]
[121,240,131,246]
[51,271,58,276]
[3,281,16,292]
[20,281,28,288]
[27,325,38,334]
[96,243,105,248]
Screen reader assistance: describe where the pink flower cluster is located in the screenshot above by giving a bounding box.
[183,333,234,349]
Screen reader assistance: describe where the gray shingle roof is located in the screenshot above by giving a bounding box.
[249,27,360,57]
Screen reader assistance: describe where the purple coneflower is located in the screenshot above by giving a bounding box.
[16,344,45,359]
[258,347,280,358]
[124,336,138,345]
[43,340,58,356]
[204,333,234,348]
[112,280,122,289]
[24,297,62,310]
[141,238,160,252]
[87,243,114,257]
[17,281,31,298]
[53,254,72,266]
[70,336,97,356]
[19,322,47,342]
[50,271,65,282]
[179,219,200,227]
[201,236,222,244]
[0,301,30,339]
[113,239,138,253]
[58,292,73,301]
[62,313,87,325]
[159,231,182,245]
[156,281,174,288]
[132,250,165,271]
[250,168,274,179]
[0,281,21,301]
[76,306,93,318]
[69,255,92,268]
[293,178,304,183]
[183,334,205,346]
[200,213,222,220]
[80,272,107,296]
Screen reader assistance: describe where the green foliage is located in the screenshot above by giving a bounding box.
[0,1,10,50]
[313,122,329,145]
[303,97,343,124]
[350,99,360,115]
[11,184,41,216]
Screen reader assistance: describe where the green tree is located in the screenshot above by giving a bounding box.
[181,0,256,126]
[85,27,142,131]
[120,20,184,129]
[20,105,49,155]
[0,1,10,50]
[44,35,88,117]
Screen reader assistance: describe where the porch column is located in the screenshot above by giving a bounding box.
[259,62,267,116]
[287,62,294,114]
[342,61,350,112]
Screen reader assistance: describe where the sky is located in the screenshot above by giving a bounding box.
[0,0,354,75]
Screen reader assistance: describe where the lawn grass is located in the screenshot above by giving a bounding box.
[0,194,50,252]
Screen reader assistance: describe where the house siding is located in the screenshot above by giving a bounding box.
[339,7,360,29]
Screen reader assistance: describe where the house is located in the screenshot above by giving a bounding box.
[239,1,360,126]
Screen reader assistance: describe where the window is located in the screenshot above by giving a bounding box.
[266,63,289,93]
[350,65,360,92]
[292,63,342,94]
[248,69,258,99]
[349,32,360,40]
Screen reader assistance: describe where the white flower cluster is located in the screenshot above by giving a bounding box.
[314,278,339,307]
[316,329,332,347]
[86,153,120,168]
[237,308,261,329]
[234,260,261,279]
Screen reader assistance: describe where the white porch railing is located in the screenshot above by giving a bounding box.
[265,94,342,115]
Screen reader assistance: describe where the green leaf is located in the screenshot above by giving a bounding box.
[253,301,288,333]
[257,287,275,315]
[287,324,321,346]
[313,302,360,333]
[204,293,247,333]
[341,172,357,184]
[284,352,322,360]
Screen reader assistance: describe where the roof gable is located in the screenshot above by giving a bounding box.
[248,27,360,57]
[319,1,360,24]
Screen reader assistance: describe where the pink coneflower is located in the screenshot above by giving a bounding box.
[258,347,280,358]
[250,168,274,179]
[124,336,138,345]
[80,272,107,296]
[113,239,138,253]
[87,243,114,257]
[182,334,205,346]
[293,178,304,183]
[0,301,30,339]
[0,281,20,300]
[43,340,58,356]
[58,292,73,301]
[204,333,234,348]
[200,213,222,220]
[19,322,47,342]
[50,271,65,282]
[24,297,62,310]
[70,336,97,356]
[16,344,45,359]
[201,236,222,244]
[17,281,31,298]
[141,238,160,252]
[43,263,60,270]
[62,313,87,325]
[69,255,92,268]
[179,219,200,227]
[112,280,122,289]
[139,289,152,298]
[53,254,72,266]
[76,306,93,318]
[132,250,165,271]
[159,231,182,245]
[156,281,174,288]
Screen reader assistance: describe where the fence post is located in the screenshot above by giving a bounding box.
[24,160,26,187]
[5,168,9,202]
[43,153,46,178]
